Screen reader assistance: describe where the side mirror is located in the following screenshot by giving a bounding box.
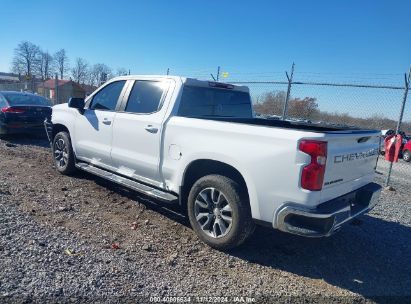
[68,97,85,112]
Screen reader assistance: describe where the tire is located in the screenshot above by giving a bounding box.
[52,131,76,175]
[0,127,7,139]
[403,150,411,162]
[187,174,255,250]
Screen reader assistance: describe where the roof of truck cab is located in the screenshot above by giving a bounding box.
[110,75,183,81]
[108,75,249,92]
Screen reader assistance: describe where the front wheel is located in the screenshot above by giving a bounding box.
[52,131,76,175]
[187,175,255,250]
[403,150,411,162]
[0,127,7,139]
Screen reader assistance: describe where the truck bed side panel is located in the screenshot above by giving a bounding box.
[162,117,324,222]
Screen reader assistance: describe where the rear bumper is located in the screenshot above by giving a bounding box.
[0,122,46,135]
[275,182,382,237]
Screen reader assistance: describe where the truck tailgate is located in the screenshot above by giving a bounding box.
[320,131,380,199]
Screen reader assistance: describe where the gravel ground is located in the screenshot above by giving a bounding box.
[0,135,410,303]
[376,157,411,184]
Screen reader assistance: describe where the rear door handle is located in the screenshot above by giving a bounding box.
[145,125,158,133]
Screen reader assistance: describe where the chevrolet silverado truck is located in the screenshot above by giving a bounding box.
[45,75,382,249]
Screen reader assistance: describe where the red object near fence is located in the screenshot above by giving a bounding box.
[384,134,403,162]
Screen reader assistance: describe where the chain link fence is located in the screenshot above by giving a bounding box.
[0,82,34,93]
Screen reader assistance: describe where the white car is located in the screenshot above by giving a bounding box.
[45,75,382,249]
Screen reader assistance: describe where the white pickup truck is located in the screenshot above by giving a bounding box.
[45,75,382,249]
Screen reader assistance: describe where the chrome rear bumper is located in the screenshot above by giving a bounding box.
[275,182,382,237]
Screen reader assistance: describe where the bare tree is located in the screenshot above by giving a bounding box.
[116,67,128,76]
[87,65,100,87]
[86,68,98,87]
[11,41,40,77]
[88,63,112,86]
[37,51,54,80]
[54,49,69,79]
[71,58,89,84]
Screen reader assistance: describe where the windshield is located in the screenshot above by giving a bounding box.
[178,86,252,118]
[3,92,51,106]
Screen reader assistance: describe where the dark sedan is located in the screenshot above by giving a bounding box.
[0,91,52,136]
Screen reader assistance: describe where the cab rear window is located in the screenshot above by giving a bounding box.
[178,86,252,118]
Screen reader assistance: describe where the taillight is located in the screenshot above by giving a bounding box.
[299,140,327,191]
[1,107,25,113]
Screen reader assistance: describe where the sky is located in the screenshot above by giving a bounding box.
[0,0,410,119]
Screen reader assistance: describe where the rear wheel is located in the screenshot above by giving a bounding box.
[403,150,411,162]
[187,174,255,250]
[53,131,76,174]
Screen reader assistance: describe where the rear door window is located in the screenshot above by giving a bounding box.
[89,80,126,111]
[124,81,166,114]
[178,86,252,118]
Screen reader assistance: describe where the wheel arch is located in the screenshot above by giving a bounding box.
[180,159,254,215]
[52,123,78,156]
[52,123,70,139]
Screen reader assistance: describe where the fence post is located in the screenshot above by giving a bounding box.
[210,66,221,82]
[385,66,411,187]
[54,74,59,105]
[282,62,295,120]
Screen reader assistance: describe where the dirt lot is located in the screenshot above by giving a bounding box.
[1,135,410,303]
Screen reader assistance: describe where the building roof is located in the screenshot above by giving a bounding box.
[0,72,20,82]
[0,72,19,77]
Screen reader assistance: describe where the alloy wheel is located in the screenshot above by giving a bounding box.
[54,138,68,169]
[194,187,233,238]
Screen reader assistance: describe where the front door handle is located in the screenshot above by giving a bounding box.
[145,125,158,133]
[102,118,111,125]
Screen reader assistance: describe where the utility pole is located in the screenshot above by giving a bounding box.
[385,66,411,187]
[282,62,295,120]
